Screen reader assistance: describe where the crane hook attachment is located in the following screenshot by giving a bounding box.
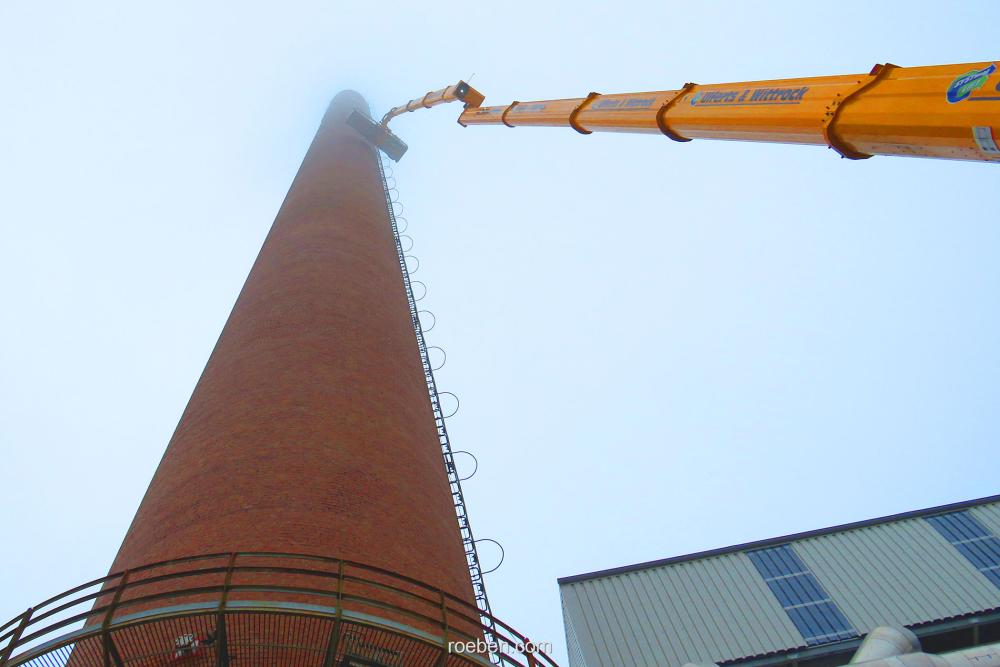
[347,110,409,162]
[349,80,485,162]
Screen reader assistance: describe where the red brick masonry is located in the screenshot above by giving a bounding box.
[106,90,475,607]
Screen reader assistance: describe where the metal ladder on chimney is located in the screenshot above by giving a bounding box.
[376,155,500,658]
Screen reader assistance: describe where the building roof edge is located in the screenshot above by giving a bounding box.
[558,493,1000,585]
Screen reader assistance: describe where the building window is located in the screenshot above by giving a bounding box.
[747,544,858,646]
[926,511,1000,589]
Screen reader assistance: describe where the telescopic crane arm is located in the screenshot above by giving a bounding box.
[381,81,485,126]
[361,60,1000,163]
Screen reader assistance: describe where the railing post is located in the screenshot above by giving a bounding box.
[101,570,129,667]
[102,631,125,667]
[322,560,345,667]
[433,590,450,667]
[216,553,236,667]
[523,637,538,667]
[0,608,32,667]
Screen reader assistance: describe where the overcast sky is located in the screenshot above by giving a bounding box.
[1,1,998,664]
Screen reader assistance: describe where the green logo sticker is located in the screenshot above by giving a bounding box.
[947,64,996,103]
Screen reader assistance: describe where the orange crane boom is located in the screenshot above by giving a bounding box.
[366,61,1000,163]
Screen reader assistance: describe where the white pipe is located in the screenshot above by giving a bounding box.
[846,628,1000,667]
[679,628,1000,667]
[851,626,921,663]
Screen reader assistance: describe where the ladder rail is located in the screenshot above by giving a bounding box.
[375,155,500,658]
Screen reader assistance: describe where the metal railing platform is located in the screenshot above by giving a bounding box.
[0,552,558,667]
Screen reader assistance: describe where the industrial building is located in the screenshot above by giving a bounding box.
[559,494,1000,667]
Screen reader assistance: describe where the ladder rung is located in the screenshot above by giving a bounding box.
[378,159,494,627]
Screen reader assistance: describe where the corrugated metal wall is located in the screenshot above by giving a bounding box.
[560,500,1000,667]
[796,519,999,631]
[560,551,801,667]
[973,504,1000,538]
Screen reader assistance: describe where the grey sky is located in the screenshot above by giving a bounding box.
[1,2,998,664]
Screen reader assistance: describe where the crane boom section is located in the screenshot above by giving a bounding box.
[381,80,485,126]
[453,62,1000,162]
